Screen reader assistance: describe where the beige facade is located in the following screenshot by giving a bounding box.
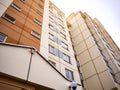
[67,11,120,90]
[40,0,81,85]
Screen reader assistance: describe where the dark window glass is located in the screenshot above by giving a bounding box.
[11,3,22,11]
[62,53,70,63]
[49,60,56,67]
[34,18,42,26]
[20,0,25,3]
[38,4,43,9]
[0,32,7,42]
[2,14,16,24]
[49,45,55,55]
[65,69,74,80]
[36,10,43,16]
[31,30,40,39]
[49,33,54,41]
[61,42,68,50]
[49,24,54,30]
[60,32,66,39]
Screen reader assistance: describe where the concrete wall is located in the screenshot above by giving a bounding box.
[40,0,81,84]
[67,11,119,90]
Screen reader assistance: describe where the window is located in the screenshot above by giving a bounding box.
[58,18,63,23]
[111,53,119,62]
[49,24,54,30]
[34,18,42,26]
[0,32,7,42]
[49,16,54,20]
[54,21,58,25]
[60,32,66,39]
[106,44,114,52]
[49,10,53,16]
[49,33,54,41]
[31,30,40,39]
[20,0,25,2]
[59,24,64,30]
[11,3,22,12]
[49,45,55,55]
[2,14,16,24]
[62,53,70,63]
[36,10,43,16]
[38,4,43,9]
[61,42,68,50]
[49,60,56,67]
[49,16,54,23]
[65,69,74,80]
[49,6,53,11]
[101,53,108,63]
[58,14,63,19]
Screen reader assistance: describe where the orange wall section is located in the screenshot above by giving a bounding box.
[0,0,45,50]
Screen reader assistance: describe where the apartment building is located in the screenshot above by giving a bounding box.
[0,0,82,90]
[0,0,44,50]
[40,0,81,83]
[67,11,120,90]
[0,0,120,90]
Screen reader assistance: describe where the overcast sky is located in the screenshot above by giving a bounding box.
[50,0,120,48]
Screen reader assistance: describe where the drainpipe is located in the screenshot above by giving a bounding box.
[26,48,35,81]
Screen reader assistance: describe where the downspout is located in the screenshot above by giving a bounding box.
[26,48,35,81]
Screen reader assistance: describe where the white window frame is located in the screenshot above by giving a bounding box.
[49,45,55,55]
[49,10,54,16]
[20,0,25,2]
[49,33,54,41]
[36,10,43,16]
[0,32,7,42]
[65,69,74,81]
[49,24,54,30]
[49,16,54,23]
[60,32,66,39]
[63,53,70,63]
[11,3,22,12]
[31,30,40,39]
[59,24,64,30]
[49,60,56,67]
[2,14,16,24]
[61,42,68,50]
[34,18,42,26]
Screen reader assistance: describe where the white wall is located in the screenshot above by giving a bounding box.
[0,43,83,90]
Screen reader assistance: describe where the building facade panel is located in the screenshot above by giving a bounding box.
[86,75,103,90]
[1,0,120,89]
[0,0,45,50]
[0,22,21,43]
[67,11,120,90]
[99,70,117,90]
[78,50,91,66]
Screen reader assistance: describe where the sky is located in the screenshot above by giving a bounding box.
[50,0,120,48]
